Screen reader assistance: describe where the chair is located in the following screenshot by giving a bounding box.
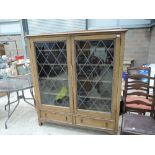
[121,74,155,135]
[123,74,155,115]
[121,112,155,135]
[123,67,151,114]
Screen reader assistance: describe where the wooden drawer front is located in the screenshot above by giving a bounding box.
[40,111,72,124]
[76,116,114,130]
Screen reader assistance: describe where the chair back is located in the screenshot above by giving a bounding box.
[127,66,151,97]
[123,74,155,116]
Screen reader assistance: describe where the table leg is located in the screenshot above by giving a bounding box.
[22,88,35,107]
[5,91,20,129]
[5,88,35,129]
[30,88,36,106]
[5,98,19,111]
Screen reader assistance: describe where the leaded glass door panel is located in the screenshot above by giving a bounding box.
[34,38,72,110]
[73,35,118,118]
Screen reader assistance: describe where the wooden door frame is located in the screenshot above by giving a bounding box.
[28,36,73,114]
[114,32,125,132]
[71,33,121,120]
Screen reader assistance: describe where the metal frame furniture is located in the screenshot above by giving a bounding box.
[0,75,35,129]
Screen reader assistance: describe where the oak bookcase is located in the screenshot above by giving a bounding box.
[27,29,127,134]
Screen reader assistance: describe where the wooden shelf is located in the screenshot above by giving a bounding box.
[39,49,66,52]
[77,64,113,66]
[78,79,112,83]
[40,77,68,81]
[76,48,114,50]
[38,63,67,66]
[42,92,69,97]
[78,95,111,100]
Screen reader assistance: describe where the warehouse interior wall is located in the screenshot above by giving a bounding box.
[87,19,155,66]
[0,19,154,65]
[148,25,155,64]
[0,28,154,65]
[0,35,24,57]
[124,26,155,66]
[27,19,86,35]
[124,28,151,66]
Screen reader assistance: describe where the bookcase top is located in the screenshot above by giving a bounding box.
[26,29,128,38]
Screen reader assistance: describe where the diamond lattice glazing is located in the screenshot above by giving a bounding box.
[75,40,114,112]
[35,41,69,107]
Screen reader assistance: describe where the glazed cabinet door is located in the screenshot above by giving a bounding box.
[72,34,121,129]
[30,37,73,116]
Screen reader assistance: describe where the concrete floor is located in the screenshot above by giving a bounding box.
[0,90,108,135]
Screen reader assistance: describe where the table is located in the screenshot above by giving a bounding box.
[0,75,35,129]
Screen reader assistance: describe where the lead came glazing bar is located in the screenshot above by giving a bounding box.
[75,40,115,112]
[34,41,69,107]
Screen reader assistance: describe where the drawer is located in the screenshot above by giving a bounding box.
[40,111,72,124]
[75,116,114,130]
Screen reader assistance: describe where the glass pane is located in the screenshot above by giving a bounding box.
[75,40,114,112]
[35,41,69,107]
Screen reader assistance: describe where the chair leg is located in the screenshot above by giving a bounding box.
[138,112,145,115]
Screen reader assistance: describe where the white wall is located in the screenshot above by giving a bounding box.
[28,19,86,35]
[0,20,21,35]
[88,19,151,29]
